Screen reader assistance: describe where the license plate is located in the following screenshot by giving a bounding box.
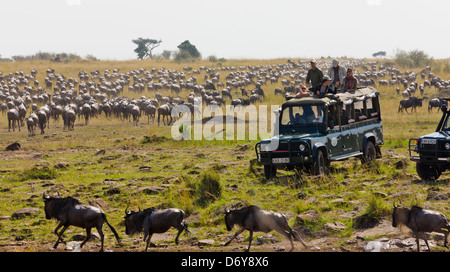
[421,139,436,145]
[272,158,289,164]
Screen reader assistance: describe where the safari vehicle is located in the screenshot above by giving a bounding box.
[255,87,383,179]
[409,100,450,180]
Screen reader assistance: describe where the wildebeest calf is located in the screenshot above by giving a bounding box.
[124,206,189,252]
[43,193,121,251]
[224,205,307,252]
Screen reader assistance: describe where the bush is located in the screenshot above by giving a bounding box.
[353,195,390,228]
[20,166,58,181]
[195,169,222,206]
[394,49,434,68]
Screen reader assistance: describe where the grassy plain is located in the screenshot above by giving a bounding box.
[0,58,449,252]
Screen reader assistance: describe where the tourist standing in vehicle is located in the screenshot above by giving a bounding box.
[327,59,346,90]
[341,68,358,92]
[306,59,323,89]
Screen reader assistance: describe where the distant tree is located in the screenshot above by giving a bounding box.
[177,40,201,59]
[161,50,172,59]
[132,38,162,59]
[372,51,386,58]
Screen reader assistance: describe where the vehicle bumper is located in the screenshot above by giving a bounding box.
[409,138,450,164]
[255,142,312,167]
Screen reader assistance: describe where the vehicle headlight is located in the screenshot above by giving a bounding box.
[299,144,306,151]
[445,143,450,150]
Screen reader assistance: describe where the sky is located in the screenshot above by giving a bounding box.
[0,0,449,61]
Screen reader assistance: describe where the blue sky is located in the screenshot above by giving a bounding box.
[1,0,448,60]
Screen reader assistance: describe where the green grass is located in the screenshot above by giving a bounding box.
[0,57,449,251]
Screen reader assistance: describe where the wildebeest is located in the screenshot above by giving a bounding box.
[129,104,140,126]
[37,109,47,134]
[428,98,448,113]
[157,102,175,126]
[392,205,450,252]
[26,116,36,136]
[124,206,189,252]
[224,205,307,252]
[7,108,20,132]
[398,97,422,113]
[145,104,156,124]
[43,193,121,251]
[5,142,21,151]
[62,106,76,131]
[81,103,91,125]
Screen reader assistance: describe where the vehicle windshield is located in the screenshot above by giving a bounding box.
[281,104,325,126]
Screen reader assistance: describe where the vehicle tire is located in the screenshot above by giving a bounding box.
[264,165,277,179]
[416,162,441,180]
[362,141,376,164]
[313,149,327,175]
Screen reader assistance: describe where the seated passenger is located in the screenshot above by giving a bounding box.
[295,84,310,98]
[293,113,302,124]
[303,106,316,124]
[313,75,335,98]
[341,68,358,92]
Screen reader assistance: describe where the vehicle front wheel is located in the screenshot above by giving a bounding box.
[264,164,277,179]
[313,149,327,175]
[416,162,441,180]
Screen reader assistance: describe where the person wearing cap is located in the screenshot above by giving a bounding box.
[313,75,335,98]
[327,59,346,89]
[341,68,358,92]
[305,59,323,89]
[295,83,310,98]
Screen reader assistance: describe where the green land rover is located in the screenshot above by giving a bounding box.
[255,87,384,179]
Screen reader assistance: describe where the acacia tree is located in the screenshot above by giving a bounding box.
[132,38,162,59]
[177,40,201,58]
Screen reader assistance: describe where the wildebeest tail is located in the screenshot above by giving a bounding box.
[182,220,190,235]
[103,214,121,245]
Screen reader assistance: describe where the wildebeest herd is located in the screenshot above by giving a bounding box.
[1,60,450,136]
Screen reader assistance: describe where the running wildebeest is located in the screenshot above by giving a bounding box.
[5,142,21,151]
[224,205,307,252]
[392,204,450,252]
[398,97,422,113]
[43,193,121,252]
[124,206,189,252]
[7,108,20,132]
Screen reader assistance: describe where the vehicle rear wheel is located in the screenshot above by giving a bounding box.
[264,165,277,179]
[313,149,327,175]
[362,141,376,164]
[416,162,441,180]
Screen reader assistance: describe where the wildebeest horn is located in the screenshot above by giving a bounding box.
[125,204,130,215]
[43,192,50,200]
